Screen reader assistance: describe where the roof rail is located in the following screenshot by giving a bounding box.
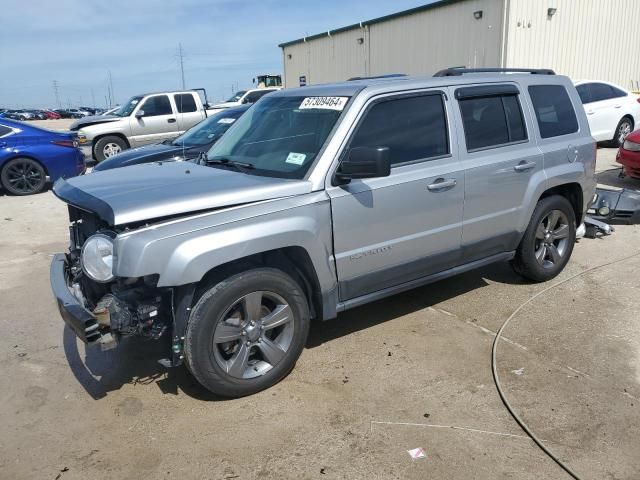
[347,73,407,81]
[433,67,556,77]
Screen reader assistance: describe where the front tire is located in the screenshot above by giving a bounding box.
[512,195,576,282]
[185,268,310,398]
[93,135,127,162]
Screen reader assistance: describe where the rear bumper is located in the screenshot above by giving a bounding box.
[50,253,101,343]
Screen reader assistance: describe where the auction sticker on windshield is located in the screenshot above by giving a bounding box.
[299,97,348,111]
[217,118,236,124]
[286,152,306,165]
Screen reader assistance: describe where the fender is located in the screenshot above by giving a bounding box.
[113,193,337,293]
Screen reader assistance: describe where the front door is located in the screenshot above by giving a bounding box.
[327,91,464,301]
[129,94,178,147]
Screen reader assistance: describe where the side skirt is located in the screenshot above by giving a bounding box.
[336,251,515,313]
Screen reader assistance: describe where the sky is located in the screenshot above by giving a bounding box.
[0,0,430,109]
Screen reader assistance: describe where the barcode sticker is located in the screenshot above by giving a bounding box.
[299,97,348,111]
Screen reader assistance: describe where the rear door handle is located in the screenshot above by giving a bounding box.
[514,161,536,172]
[0,141,6,148]
[614,105,622,108]
[427,178,457,191]
[587,110,595,115]
[167,118,176,123]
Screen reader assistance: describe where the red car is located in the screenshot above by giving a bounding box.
[617,129,640,178]
[42,109,61,120]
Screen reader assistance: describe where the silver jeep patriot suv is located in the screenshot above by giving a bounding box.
[51,68,596,397]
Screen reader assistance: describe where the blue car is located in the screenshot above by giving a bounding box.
[0,118,85,195]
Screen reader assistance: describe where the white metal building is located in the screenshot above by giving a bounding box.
[279,0,640,90]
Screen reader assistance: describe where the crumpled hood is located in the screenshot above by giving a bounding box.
[70,114,122,131]
[53,161,312,226]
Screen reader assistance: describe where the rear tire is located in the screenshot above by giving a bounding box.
[1,157,47,195]
[185,268,310,398]
[512,195,576,282]
[612,117,633,147]
[93,135,127,162]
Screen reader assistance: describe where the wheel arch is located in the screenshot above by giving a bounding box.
[538,182,583,224]
[194,246,325,321]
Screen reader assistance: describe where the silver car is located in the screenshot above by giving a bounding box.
[50,68,596,397]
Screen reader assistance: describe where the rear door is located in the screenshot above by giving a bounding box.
[581,82,621,141]
[129,94,178,146]
[454,83,544,262]
[328,90,464,301]
[174,93,204,133]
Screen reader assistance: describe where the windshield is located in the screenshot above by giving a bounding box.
[225,91,247,103]
[172,109,246,147]
[113,96,143,117]
[206,95,349,179]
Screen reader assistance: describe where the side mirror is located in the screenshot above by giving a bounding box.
[135,110,145,118]
[335,147,391,183]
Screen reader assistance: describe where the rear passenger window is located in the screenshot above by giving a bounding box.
[349,94,449,166]
[528,85,579,138]
[140,95,173,117]
[459,94,527,151]
[0,125,12,137]
[174,94,197,113]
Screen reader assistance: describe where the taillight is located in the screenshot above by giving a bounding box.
[52,139,76,148]
[637,97,640,103]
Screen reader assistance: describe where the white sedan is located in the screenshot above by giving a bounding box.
[574,80,640,146]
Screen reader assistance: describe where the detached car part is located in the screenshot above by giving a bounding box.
[588,187,640,225]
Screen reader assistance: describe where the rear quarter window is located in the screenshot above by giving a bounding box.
[528,85,579,139]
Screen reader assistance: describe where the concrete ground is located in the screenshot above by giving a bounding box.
[0,147,639,479]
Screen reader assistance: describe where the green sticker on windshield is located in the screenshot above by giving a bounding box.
[286,152,306,165]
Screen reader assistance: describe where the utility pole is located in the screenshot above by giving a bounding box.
[108,70,115,104]
[178,43,186,89]
[52,80,61,108]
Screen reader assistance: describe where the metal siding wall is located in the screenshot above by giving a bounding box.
[506,0,640,89]
[282,0,506,86]
[368,0,504,75]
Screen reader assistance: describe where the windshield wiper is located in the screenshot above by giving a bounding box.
[205,157,255,171]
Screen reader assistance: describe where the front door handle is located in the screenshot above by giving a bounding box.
[0,141,6,148]
[427,178,457,191]
[587,110,595,115]
[167,118,176,123]
[614,105,622,109]
[514,161,536,172]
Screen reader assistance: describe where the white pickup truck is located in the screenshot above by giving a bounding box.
[71,89,219,162]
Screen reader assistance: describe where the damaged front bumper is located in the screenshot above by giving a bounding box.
[50,253,195,366]
[50,253,105,344]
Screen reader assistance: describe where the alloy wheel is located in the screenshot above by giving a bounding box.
[211,291,295,379]
[103,142,122,157]
[618,121,632,145]
[534,209,570,269]
[4,159,44,194]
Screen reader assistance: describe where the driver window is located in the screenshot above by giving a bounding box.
[350,94,449,166]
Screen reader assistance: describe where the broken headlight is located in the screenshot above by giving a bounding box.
[81,233,115,283]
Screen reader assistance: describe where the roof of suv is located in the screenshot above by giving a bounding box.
[275,72,570,98]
